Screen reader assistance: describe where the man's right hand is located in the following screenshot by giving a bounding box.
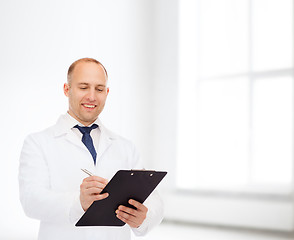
[80,175,109,211]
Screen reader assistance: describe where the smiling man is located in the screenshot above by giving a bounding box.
[18,58,164,240]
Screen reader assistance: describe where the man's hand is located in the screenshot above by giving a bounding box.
[116,199,148,228]
[80,175,109,211]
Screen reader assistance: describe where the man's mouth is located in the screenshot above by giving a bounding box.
[82,104,96,109]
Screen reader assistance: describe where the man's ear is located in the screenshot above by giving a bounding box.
[64,83,69,97]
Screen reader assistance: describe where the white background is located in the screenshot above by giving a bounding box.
[1,0,293,239]
[0,0,178,238]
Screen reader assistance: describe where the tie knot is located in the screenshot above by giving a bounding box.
[74,124,98,135]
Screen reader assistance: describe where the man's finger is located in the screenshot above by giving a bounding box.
[116,215,135,227]
[128,199,147,212]
[84,187,105,195]
[94,192,109,201]
[116,210,137,223]
[83,175,108,184]
[82,181,107,190]
[117,205,137,217]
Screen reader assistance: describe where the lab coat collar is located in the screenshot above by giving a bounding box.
[53,114,118,142]
[53,114,118,161]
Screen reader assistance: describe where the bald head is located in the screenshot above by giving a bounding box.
[67,58,108,85]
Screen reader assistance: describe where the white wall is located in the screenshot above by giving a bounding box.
[0,0,158,238]
[1,0,291,238]
[151,0,294,233]
[152,0,179,189]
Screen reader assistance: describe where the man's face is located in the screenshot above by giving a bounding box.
[64,62,109,126]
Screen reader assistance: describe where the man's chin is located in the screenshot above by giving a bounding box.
[81,116,99,124]
[73,113,98,126]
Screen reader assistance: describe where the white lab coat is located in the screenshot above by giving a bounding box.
[18,114,164,240]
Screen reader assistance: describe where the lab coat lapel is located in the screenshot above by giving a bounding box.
[97,122,116,160]
[53,114,86,151]
[64,130,86,150]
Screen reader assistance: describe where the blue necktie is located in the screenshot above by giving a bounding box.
[74,124,98,164]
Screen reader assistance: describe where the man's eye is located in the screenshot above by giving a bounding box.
[97,89,103,92]
[80,87,87,90]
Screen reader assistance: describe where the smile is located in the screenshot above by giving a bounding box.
[82,104,96,109]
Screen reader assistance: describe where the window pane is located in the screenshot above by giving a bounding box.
[200,0,248,77]
[252,77,293,184]
[177,0,293,192]
[252,0,293,71]
[179,0,199,82]
[177,78,249,189]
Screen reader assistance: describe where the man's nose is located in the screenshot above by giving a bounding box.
[86,88,96,101]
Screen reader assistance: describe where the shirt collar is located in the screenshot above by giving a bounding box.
[54,113,101,137]
[65,112,100,128]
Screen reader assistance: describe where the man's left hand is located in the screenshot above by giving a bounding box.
[116,199,148,228]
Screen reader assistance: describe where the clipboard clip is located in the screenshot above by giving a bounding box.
[130,169,155,171]
[130,169,156,177]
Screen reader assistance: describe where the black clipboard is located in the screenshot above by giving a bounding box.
[75,170,167,227]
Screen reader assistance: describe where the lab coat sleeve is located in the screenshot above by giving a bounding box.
[18,134,82,224]
[131,190,164,236]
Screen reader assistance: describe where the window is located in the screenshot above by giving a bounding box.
[177,0,293,193]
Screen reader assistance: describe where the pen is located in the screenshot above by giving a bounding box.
[81,168,94,176]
